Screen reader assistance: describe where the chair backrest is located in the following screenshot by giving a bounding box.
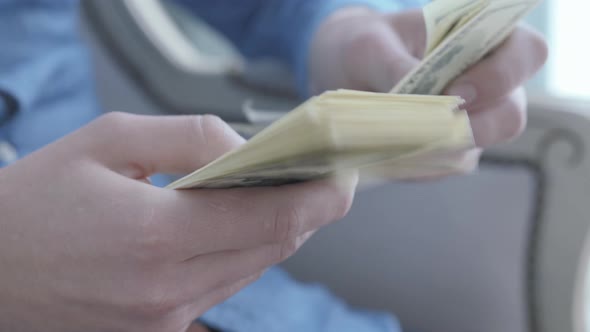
[81,0,299,124]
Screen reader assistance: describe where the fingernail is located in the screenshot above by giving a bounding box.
[448,83,477,105]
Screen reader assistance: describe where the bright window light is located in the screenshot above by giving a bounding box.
[548,0,590,98]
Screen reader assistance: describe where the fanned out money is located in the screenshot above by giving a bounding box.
[167,0,540,189]
[168,90,472,189]
[393,0,541,95]
[362,0,540,178]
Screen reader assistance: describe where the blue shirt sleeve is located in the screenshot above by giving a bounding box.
[200,267,402,332]
[171,0,424,97]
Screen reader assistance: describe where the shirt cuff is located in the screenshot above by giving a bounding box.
[291,0,402,98]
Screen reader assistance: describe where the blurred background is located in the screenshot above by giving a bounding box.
[83,0,590,125]
[80,1,590,332]
[527,0,590,99]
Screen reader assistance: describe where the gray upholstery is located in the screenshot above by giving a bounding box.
[282,163,535,332]
[81,0,298,123]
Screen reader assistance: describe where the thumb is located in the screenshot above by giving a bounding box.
[85,112,245,178]
[345,20,420,92]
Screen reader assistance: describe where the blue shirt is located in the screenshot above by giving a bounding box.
[0,0,423,331]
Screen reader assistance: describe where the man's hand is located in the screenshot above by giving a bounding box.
[310,7,548,166]
[0,113,357,332]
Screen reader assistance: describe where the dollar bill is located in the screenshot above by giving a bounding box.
[392,0,541,95]
[169,139,472,189]
[423,0,487,56]
[173,151,397,189]
[169,0,540,190]
[169,101,474,190]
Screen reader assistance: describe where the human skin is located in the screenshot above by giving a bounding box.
[310,7,549,173]
[0,113,358,332]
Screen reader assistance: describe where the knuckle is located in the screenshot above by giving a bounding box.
[341,26,415,91]
[91,112,140,148]
[95,112,137,135]
[198,114,228,135]
[193,114,231,144]
[503,100,527,140]
[191,114,241,162]
[467,66,510,102]
[262,238,300,266]
[218,280,248,302]
[487,65,514,97]
[530,33,549,68]
[135,295,178,318]
[346,30,381,54]
[126,281,184,318]
[133,216,174,263]
[522,26,549,68]
[274,238,300,263]
[272,204,302,243]
[343,30,385,70]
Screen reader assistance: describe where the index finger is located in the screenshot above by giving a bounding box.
[445,25,548,109]
[142,171,359,260]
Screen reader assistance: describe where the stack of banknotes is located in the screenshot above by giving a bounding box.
[168,0,540,190]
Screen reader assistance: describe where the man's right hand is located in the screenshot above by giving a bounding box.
[0,113,358,332]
